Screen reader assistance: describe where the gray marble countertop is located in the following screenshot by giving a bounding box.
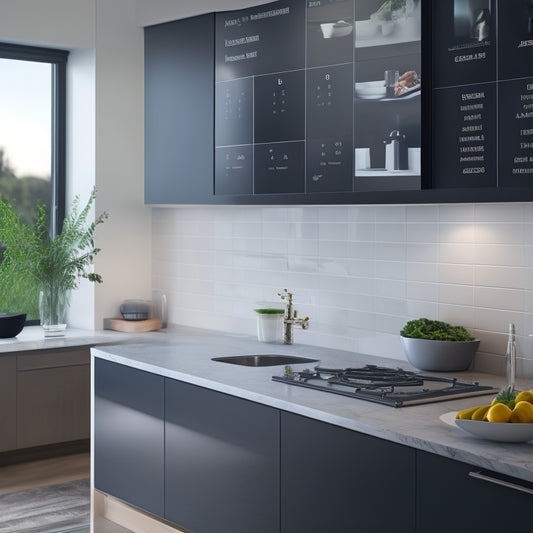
[91,325,533,484]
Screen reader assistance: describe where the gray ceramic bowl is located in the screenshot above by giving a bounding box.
[0,313,26,338]
[400,336,480,372]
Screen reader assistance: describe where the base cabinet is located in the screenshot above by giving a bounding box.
[17,351,90,448]
[0,349,90,454]
[416,450,533,532]
[94,359,165,517]
[94,360,533,533]
[0,356,16,452]
[165,379,280,533]
[281,412,416,533]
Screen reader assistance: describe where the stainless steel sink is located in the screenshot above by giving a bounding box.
[211,354,319,367]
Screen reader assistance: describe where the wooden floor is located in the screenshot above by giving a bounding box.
[0,452,90,495]
[0,452,180,532]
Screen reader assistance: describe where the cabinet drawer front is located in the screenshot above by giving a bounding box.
[94,359,165,518]
[17,348,90,371]
[17,364,90,448]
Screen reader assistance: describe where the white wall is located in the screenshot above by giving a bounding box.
[0,0,95,48]
[152,203,533,379]
[93,0,151,326]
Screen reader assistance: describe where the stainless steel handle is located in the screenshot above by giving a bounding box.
[469,470,533,495]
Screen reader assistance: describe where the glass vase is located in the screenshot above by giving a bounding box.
[39,289,70,337]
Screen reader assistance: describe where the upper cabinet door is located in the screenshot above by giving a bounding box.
[144,14,215,204]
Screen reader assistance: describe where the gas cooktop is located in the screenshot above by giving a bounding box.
[272,364,499,408]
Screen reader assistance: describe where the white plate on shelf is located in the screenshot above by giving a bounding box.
[355,80,386,99]
[441,411,533,443]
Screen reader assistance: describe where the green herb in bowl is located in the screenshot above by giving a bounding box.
[254,308,284,314]
[400,318,475,342]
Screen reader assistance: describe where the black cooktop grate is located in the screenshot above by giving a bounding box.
[272,364,499,407]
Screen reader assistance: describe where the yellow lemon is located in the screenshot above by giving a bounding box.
[471,405,491,421]
[510,401,533,423]
[515,390,533,404]
[457,406,483,420]
[486,403,512,423]
[456,406,483,420]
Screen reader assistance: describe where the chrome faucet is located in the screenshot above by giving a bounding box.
[278,289,309,345]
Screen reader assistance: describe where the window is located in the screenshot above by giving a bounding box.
[0,43,68,322]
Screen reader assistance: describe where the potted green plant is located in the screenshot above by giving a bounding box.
[0,189,107,336]
[400,318,480,372]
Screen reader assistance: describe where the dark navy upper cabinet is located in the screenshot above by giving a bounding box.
[144,14,215,204]
[165,379,280,533]
[94,359,165,517]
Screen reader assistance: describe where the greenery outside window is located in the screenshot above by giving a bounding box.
[0,43,68,322]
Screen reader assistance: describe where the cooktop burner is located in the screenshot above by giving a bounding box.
[272,364,499,407]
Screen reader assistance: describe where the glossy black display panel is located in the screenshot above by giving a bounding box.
[214,0,423,197]
[431,0,533,189]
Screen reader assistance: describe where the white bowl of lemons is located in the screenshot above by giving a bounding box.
[454,389,533,443]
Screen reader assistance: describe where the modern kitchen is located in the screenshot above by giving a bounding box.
[1,0,533,532]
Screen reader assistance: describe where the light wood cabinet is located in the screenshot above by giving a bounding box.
[0,348,90,454]
[0,356,17,452]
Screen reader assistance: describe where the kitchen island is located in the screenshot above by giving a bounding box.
[92,325,533,532]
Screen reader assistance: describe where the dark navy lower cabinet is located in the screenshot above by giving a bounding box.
[164,379,280,533]
[95,361,533,533]
[280,412,416,533]
[94,359,165,517]
[417,450,533,532]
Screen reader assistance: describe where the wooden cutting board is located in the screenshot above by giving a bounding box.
[104,318,162,333]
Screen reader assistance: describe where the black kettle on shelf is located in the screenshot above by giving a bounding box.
[383,129,406,171]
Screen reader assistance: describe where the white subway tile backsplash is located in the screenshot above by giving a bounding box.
[439,223,475,244]
[439,203,475,223]
[406,300,438,319]
[152,203,533,378]
[406,281,439,302]
[406,205,439,223]
[318,206,351,222]
[474,286,525,311]
[438,284,474,306]
[405,242,439,262]
[374,242,406,262]
[475,203,525,223]
[375,205,406,222]
[438,263,474,285]
[406,223,439,243]
[474,265,527,289]
[349,222,375,242]
[318,222,350,241]
[439,243,476,264]
[476,223,524,245]
[348,205,375,223]
[375,223,405,242]
[474,244,525,267]
[375,260,405,281]
[406,262,438,283]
